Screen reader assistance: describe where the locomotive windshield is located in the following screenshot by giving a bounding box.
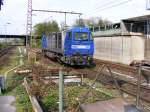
[74,32,88,40]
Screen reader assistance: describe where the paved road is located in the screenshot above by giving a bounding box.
[0,96,16,112]
[80,98,141,112]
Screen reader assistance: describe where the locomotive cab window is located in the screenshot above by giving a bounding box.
[90,33,93,40]
[68,32,72,39]
[74,32,88,40]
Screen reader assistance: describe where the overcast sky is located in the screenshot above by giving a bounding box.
[0,0,149,35]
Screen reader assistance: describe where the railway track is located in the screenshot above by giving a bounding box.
[73,63,150,108]
[64,60,150,105]
[33,52,150,109]
[0,46,14,57]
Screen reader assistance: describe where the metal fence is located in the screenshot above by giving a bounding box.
[91,22,149,36]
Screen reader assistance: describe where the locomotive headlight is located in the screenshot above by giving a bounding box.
[71,45,90,49]
[80,28,82,32]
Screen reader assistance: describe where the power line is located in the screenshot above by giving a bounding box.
[26,0,82,46]
[32,9,82,29]
[98,0,132,11]
[85,0,132,16]
[83,0,119,14]
[94,0,120,10]
[32,9,82,15]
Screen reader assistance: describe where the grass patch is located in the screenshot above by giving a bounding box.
[0,48,18,73]
[31,80,113,112]
[64,85,113,109]
[1,47,32,112]
[0,47,28,74]
[4,74,32,112]
[41,94,58,112]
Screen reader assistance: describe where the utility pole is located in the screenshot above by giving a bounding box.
[26,0,32,46]
[26,0,82,46]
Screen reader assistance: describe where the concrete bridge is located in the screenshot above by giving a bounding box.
[0,34,28,46]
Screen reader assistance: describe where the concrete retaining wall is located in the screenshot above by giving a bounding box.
[94,35,145,65]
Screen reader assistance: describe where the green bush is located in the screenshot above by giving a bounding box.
[41,94,58,112]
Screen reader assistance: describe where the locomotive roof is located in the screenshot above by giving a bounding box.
[67,27,90,32]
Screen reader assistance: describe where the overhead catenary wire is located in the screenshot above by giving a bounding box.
[32,9,82,15]
[32,9,82,27]
[94,0,121,10]
[84,0,118,12]
[84,0,132,16]
[86,0,132,15]
[83,0,120,13]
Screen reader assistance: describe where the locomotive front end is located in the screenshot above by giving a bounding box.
[64,27,94,66]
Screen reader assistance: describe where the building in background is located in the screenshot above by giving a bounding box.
[146,0,150,10]
[92,15,150,65]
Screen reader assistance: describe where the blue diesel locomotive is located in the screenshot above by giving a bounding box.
[41,27,94,66]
